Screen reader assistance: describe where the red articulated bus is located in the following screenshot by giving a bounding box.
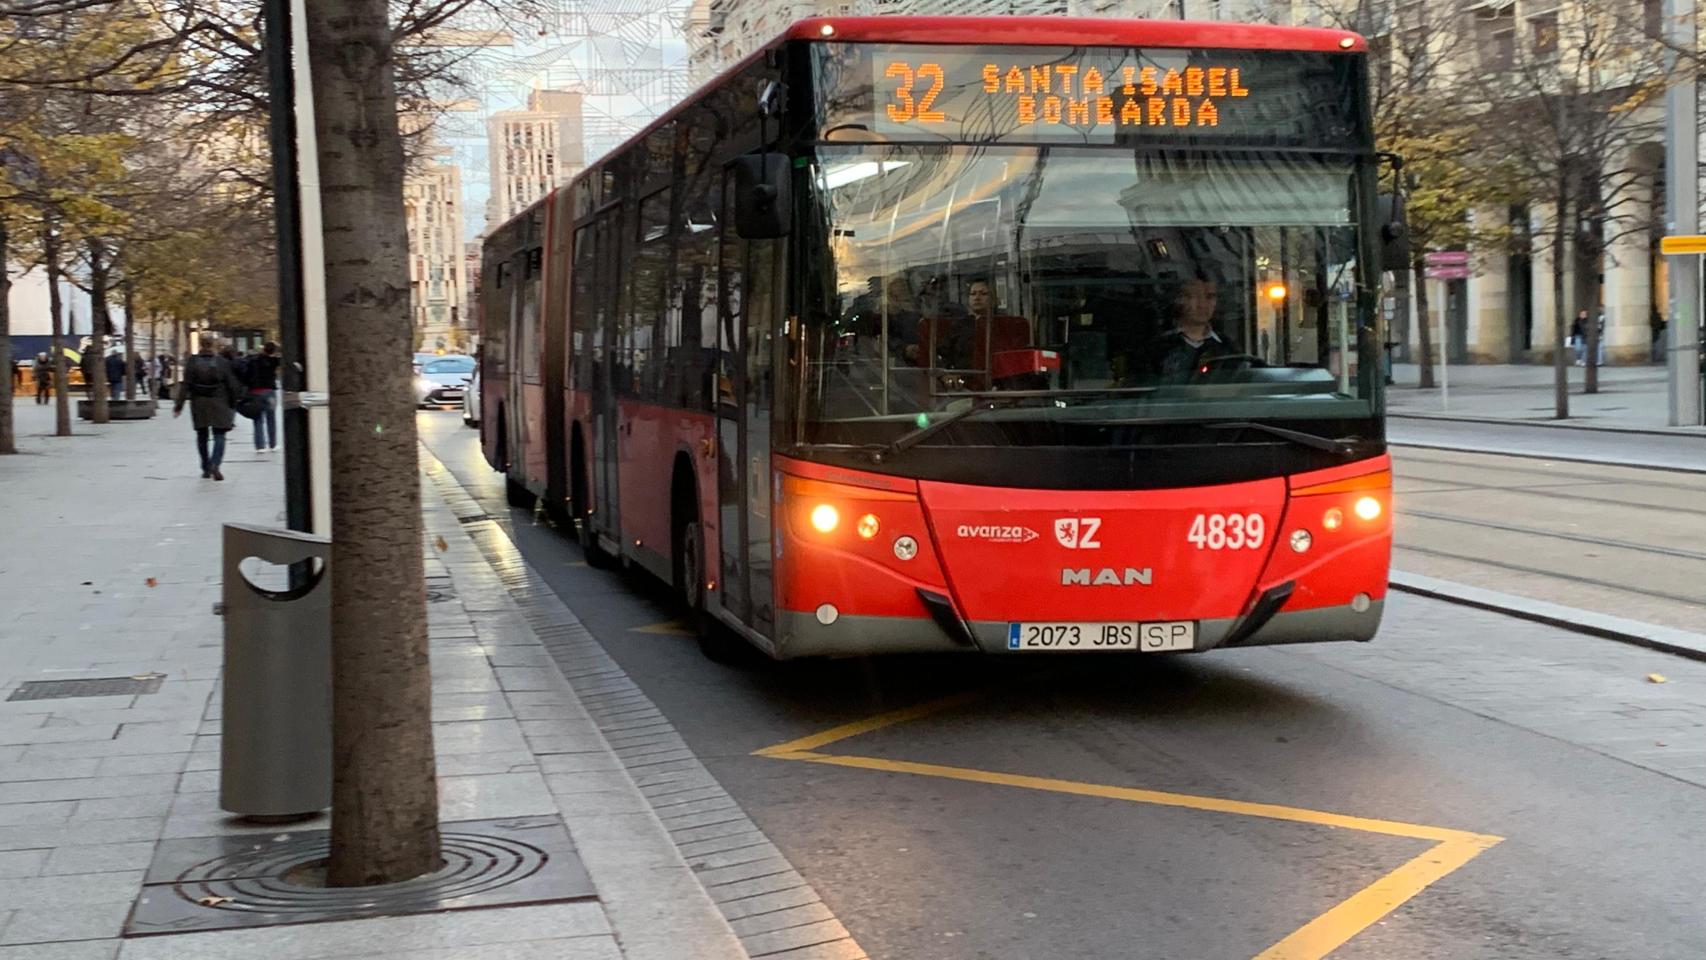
[481,16,1402,660]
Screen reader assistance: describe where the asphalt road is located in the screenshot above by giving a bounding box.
[420,412,1706,960]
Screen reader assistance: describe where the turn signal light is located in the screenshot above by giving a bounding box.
[857,513,880,539]
[1354,496,1382,521]
[810,504,839,533]
[1322,507,1343,531]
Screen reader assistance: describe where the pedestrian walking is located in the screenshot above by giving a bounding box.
[10,358,21,394]
[104,349,126,400]
[132,353,148,398]
[173,338,244,481]
[33,353,53,404]
[1594,310,1607,367]
[243,342,281,452]
[1570,311,1588,366]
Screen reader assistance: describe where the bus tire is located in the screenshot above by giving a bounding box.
[505,475,535,509]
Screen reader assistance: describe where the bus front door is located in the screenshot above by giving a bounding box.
[591,211,621,547]
[714,169,778,636]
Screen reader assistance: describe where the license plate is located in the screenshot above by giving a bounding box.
[1007,621,1196,652]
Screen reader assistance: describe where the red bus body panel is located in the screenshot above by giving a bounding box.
[772,454,1390,657]
[782,16,1366,53]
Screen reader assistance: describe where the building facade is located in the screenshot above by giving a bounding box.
[485,90,587,230]
[684,0,1262,82]
[404,150,469,353]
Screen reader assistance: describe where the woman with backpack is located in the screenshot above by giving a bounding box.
[173,337,245,480]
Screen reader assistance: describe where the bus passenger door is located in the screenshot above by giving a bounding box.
[714,169,778,635]
[591,211,621,544]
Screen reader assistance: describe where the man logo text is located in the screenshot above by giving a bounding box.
[1061,567,1153,586]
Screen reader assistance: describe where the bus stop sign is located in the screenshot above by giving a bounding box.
[1660,235,1706,255]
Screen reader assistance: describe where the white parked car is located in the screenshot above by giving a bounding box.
[463,364,481,427]
[415,354,475,408]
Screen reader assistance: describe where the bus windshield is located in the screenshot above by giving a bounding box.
[796,144,1378,444]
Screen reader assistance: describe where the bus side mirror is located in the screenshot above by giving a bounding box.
[734,153,791,240]
[1377,190,1409,272]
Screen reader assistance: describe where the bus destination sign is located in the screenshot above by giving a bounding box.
[823,44,1361,147]
[879,58,1251,132]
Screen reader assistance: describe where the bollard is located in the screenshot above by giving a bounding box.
[219,523,332,819]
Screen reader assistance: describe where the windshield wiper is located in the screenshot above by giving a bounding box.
[1203,421,1363,455]
[882,398,1023,456]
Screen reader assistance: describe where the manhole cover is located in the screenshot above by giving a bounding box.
[127,815,592,935]
[8,675,164,701]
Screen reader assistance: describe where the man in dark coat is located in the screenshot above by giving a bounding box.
[104,350,126,400]
[173,338,244,480]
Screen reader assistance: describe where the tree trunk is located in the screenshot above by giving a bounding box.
[1414,259,1436,388]
[44,221,71,437]
[0,208,15,455]
[306,0,441,887]
[1552,192,1570,420]
[123,279,137,400]
[88,238,111,425]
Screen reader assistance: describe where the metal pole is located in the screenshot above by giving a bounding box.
[1665,0,1703,425]
[263,0,313,532]
[1437,278,1449,411]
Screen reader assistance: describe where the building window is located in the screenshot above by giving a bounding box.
[1529,12,1558,56]
[1477,5,1515,70]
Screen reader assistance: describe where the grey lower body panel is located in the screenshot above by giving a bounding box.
[775,599,1384,659]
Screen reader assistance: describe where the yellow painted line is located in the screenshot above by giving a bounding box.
[753,692,985,757]
[630,619,697,637]
[1254,836,1500,959]
[774,751,1494,845]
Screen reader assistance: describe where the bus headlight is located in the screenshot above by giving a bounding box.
[1354,496,1382,521]
[810,504,839,533]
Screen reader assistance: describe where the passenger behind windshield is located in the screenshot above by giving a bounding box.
[915,278,1032,390]
[1125,274,1248,384]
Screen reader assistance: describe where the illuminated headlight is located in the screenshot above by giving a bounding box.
[810,504,839,533]
[416,377,435,392]
[1354,496,1382,521]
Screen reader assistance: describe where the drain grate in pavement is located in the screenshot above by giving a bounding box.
[425,576,457,603]
[8,675,165,701]
[125,814,593,936]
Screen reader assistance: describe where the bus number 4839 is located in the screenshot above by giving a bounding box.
[1187,513,1265,550]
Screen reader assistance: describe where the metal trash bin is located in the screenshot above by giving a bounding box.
[219,523,332,818]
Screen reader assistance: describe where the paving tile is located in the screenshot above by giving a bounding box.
[755,938,867,960]
[0,818,161,853]
[728,901,837,938]
[113,901,609,960]
[717,885,823,922]
[437,772,558,820]
[741,918,851,957]
[73,794,176,821]
[42,840,157,875]
[0,849,48,878]
[0,800,75,825]
[0,941,119,960]
[0,774,178,805]
[0,869,143,910]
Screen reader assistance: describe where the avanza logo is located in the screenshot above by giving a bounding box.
[956,524,1040,544]
[1061,567,1154,586]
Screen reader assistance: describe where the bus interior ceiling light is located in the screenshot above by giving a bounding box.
[1354,496,1382,521]
[811,504,840,533]
[821,161,910,191]
[857,514,880,539]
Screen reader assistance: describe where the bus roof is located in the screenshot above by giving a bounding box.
[485,15,1366,242]
[784,16,1366,53]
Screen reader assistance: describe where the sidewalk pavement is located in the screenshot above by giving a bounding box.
[1386,361,1706,433]
[0,400,748,960]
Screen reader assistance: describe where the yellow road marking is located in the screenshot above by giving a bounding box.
[1254,836,1499,960]
[754,692,984,757]
[773,751,1496,845]
[631,619,697,637]
[755,699,1503,959]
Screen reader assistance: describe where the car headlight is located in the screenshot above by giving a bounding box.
[416,377,435,393]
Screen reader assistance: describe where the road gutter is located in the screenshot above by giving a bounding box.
[1389,570,1706,663]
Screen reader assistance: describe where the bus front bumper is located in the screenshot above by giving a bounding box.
[774,597,1384,659]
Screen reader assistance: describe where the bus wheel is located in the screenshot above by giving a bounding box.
[505,475,535,509]
[676,516,747,664]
